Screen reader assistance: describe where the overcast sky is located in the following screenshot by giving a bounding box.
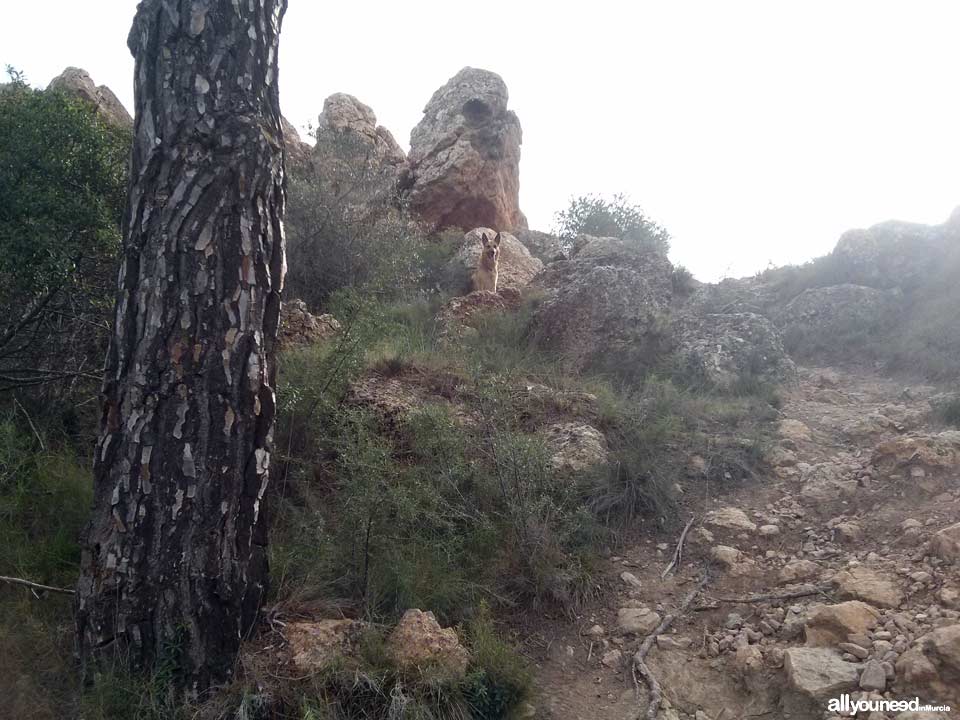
[4,1,958,280]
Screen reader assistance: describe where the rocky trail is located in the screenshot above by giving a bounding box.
[529,366,960,720]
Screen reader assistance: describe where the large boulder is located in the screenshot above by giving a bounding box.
[832,218,955,291]
[314,92,405,167]
[445,227,543,292]
[47,67,132,128]
[675,311,796,389]
[783,647,860,698]
[434,288,522,340]
[775,283,902,346]
[386,609,471,680]
[404,67,526,232]
[803,601,881,647]
[782,647,859,714]
[529,236,674,373]
[542,422,608,473]
[513,229,565,263]
[832,566,903,609]
[309,93,405,203]
[285,619,368,672]
[871,431,960,480]
[931,523,960,563]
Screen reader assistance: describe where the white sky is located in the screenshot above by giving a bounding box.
[4,1,958,281]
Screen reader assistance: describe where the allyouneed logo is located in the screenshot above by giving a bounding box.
[828,695,951,715]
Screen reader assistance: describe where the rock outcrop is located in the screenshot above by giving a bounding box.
[774,284,902,344]
[529,235,674,372]
[404,67,526,232]
[279,299,341,347]
[833,218,956,291]
[281,116,312,170]
[309,93,405,204]
[676,311,797,389]
[314,92,405,168]
[47,67,132,128]
[434,288,523,340]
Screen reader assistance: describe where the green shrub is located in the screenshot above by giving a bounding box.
[0,71,129,400]
[671,265,697,296]
[285,132,425,309]
[554,193,670,255]
[938,396,960,428]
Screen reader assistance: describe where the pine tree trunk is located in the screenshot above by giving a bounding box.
[76,0,288,690]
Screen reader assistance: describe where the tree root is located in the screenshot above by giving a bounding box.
[693,583,832,610]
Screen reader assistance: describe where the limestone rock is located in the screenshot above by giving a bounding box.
[778,419,813,445]
[47,67,132,127]
[779,559,822,585]
[279,300,341,347]
[513,229,565,263]
[529,238,674,372]
[783,647,859,699]
[871,431,960,478]
[798,462,858,503]
[832,219,954,291]
[445,228,543,292]
[386,609,470,679]
[404,67,526,232]
[601,648,623,668]
[617,607,661,635]
[895,647,939,688]
[315,92,404,166]
[930,523,960,563]
[774,284,902,352]
[705,507,757,533]
[544,422,608,473]
[285,619,367,671]
[434,288,522,339]
[804,601,881,647]
[859,659,887,691]
[711,545,755,575]
[675,311,796,390]
[310,93,404,206]
[926,624,960,675]
[281,116,312,170]
[833,566,904,609]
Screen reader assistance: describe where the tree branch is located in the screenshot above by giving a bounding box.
[0,575,75,595]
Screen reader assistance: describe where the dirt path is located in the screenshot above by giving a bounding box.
[529,366,960,720]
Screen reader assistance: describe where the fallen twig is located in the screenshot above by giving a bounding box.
[661,515,695,579]
[694,583,831,610]
[632,574,709,720]
[0,575,75,595]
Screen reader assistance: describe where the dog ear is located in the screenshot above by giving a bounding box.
[492,232,502,248]
[480,232,489,246]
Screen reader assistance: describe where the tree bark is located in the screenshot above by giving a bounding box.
[76,0,288,691]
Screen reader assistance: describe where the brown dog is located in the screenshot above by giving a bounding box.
[472,232,501,292]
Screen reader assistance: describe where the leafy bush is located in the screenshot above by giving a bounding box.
[285,131,425,309]
[554,193,670,255]
[671,265,697,296]
[937,396,960,428]
[0,71,129,399]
